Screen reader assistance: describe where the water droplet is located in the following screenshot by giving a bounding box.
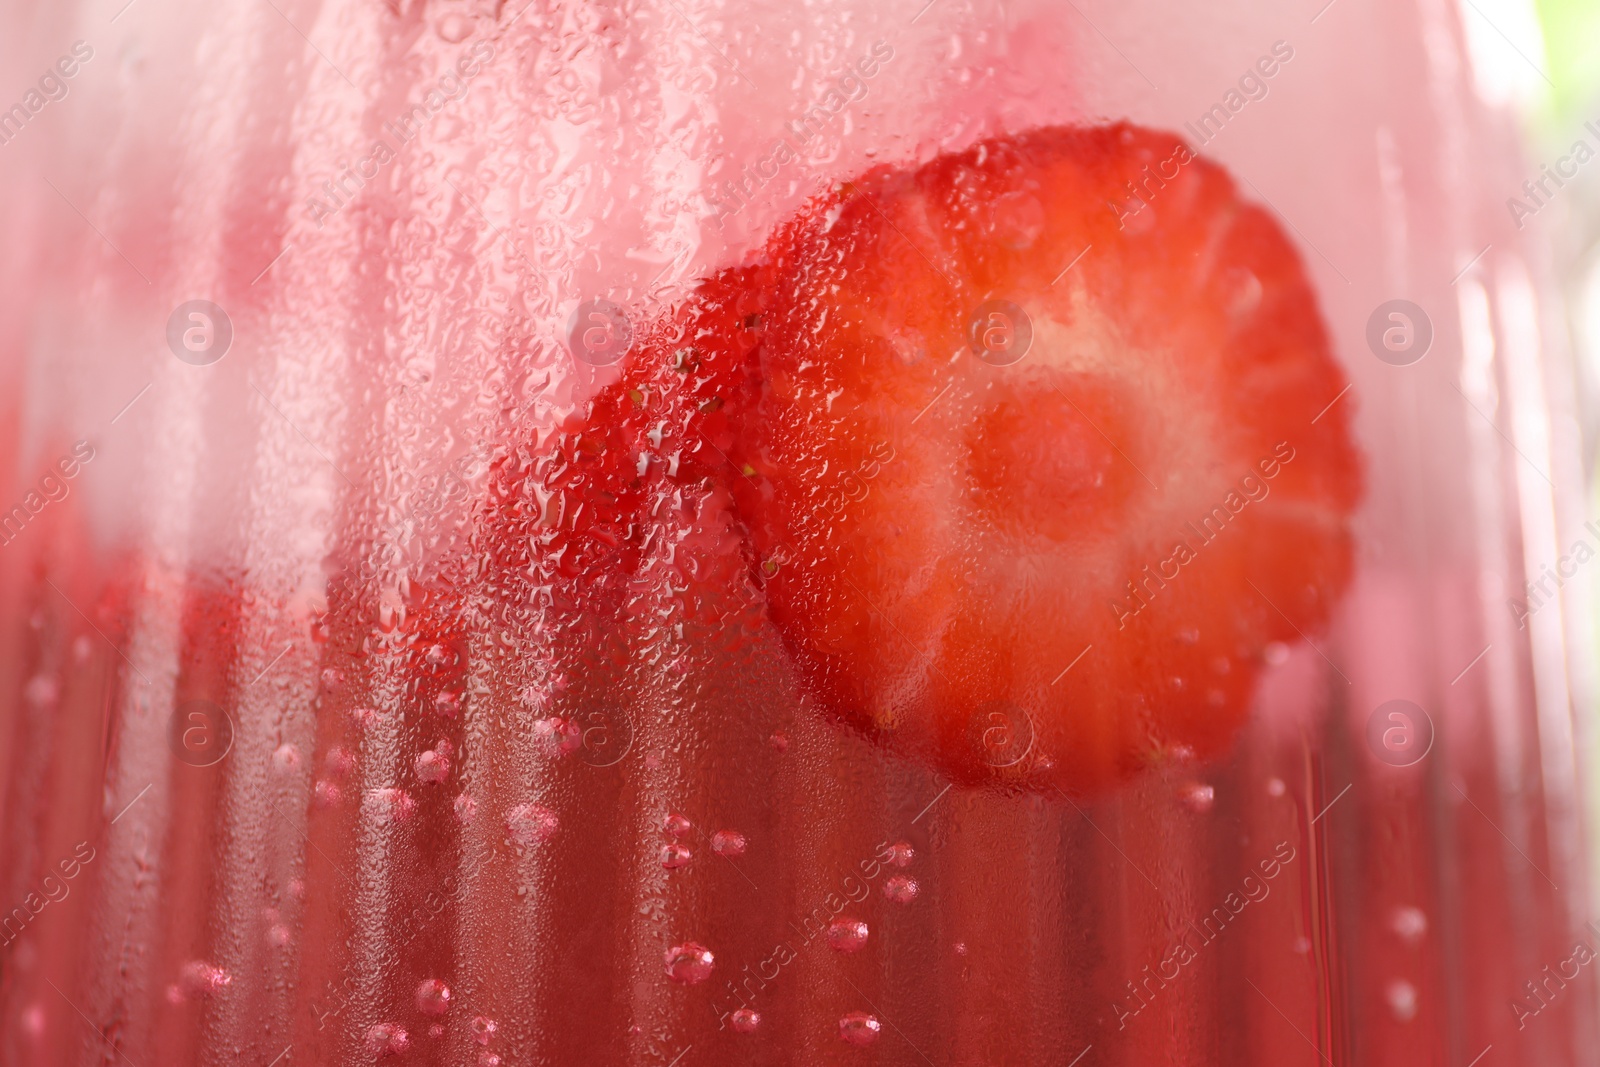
[730,1007,761,1033]
[662,812,692,838]
[1178,782,1215,813]
[838,1012,881,1046]
[664,941,715,984]
[826,919,869,953]
[710,830,746,857]
[415,979,451,1016]
[436,12,473,42]
[882,876,918,904]
[1385,979,1418,1021]
[1391,906,1428,945]
[366,1022,410,1057]
[507,802,559,845]
[885,841,914,867]
[471,1016,497,1046]
[1266,777,1287,798]
[415,749,451,784]
[660,844,693,869]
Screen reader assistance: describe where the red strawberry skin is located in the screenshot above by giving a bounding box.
[720,124,1362,794]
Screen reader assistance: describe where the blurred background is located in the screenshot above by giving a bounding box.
[1536,5,1600,517]
[1527,0,1600,469]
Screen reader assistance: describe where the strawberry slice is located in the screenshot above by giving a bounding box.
[487,122,1360,796]
[722,123,1361,794]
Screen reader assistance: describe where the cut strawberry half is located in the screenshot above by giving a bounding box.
[486,122,1361,796]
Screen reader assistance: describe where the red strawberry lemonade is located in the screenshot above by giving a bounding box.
[0,3,1593,1066]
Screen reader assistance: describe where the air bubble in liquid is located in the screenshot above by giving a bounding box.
[826,919,869,953]
[272,744,301,774]
[1386,980,1418,1021]
[839,1012,881,1046]
[663,942,715,984]
[324,746,355,777]
[415,749,451,784]
[367,788,416,823]
[1178,782,1215,813]
[883,876,919,904]
[711,829,746,857]
[366,1022,410,1057]
[173,961,231,1001]
[1391,906,1428,944]
[24,676,59,708]
[436,12,473,42]
[507,803,559,845]
[415,979,451,1016]
[535,716,582,757]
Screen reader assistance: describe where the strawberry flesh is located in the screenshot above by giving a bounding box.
[484,122,1362,795]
